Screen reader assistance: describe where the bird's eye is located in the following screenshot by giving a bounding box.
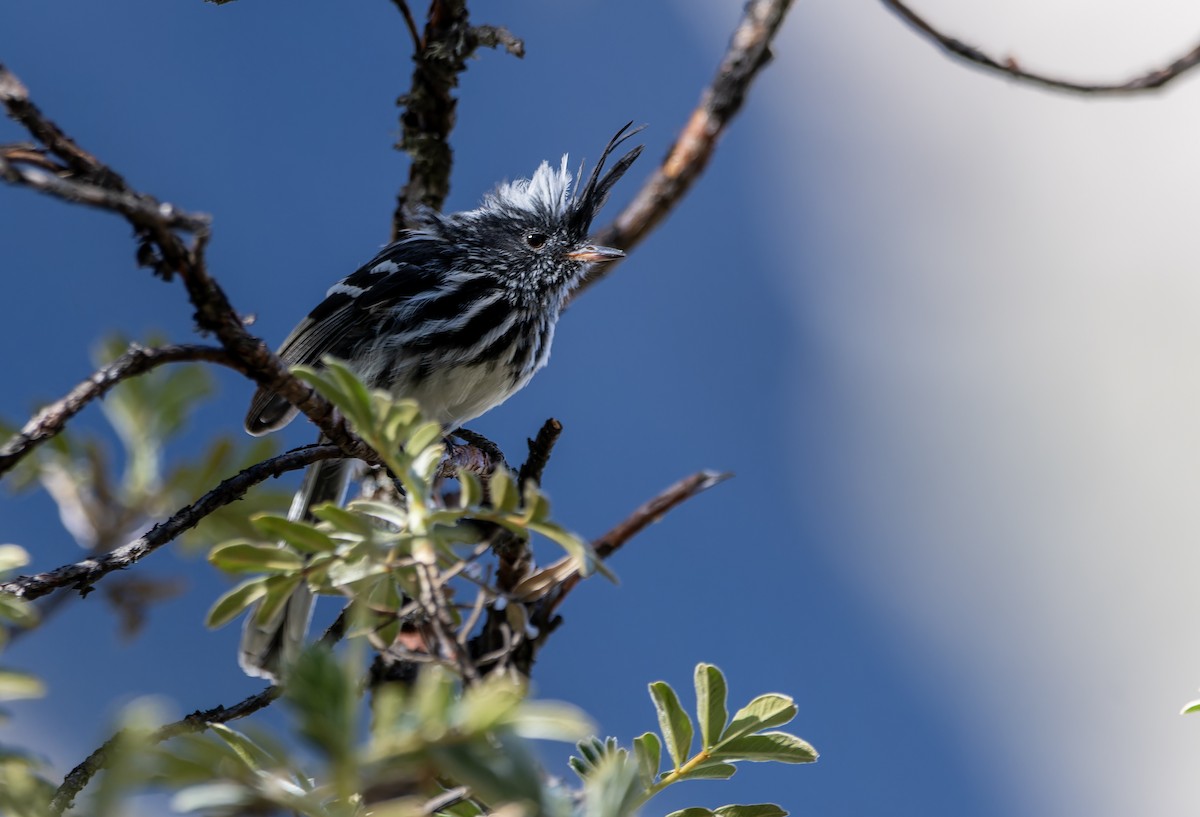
[525,232,548,249]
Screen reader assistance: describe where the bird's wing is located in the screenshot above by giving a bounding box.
[244,243,443,435]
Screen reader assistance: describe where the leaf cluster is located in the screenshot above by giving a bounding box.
[570,664,816,817]
[206,359,610,668]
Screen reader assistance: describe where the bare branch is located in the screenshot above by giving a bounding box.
[0,444,342,601]
[48,684,280,816]
[517,417,562,489]
[495,418,563,592]
[0,62,376,464]
[550,470,732,608]
[0,343,248,478]
[880,0,1200,94]
[472,470,731,675]
[575,0,794,297]
[391,0,524,237]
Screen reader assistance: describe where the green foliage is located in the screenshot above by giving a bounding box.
[0,546,54,817]
[207,359,612,665]
[1,333,288,554]
[570,663,817,817]
[0,545,43,703]
[141,648,590,817]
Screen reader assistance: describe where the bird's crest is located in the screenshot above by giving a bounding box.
[480,123,644,234]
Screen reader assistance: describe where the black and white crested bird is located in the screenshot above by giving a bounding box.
[238,124,644,680]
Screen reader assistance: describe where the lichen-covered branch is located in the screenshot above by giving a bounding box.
[0,444,342,601]
[390,0,524,237]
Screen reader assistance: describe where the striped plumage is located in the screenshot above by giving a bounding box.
[238,125,643,681]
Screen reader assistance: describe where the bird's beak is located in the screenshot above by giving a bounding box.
[566,244,625,263]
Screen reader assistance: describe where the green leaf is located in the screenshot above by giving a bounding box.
[528,521,617,583]
[205,577,270,628]
[0,670,45,701]
[490,469,517,513]
[695,663,728,749]
[0,594,38,628]
[405,420,444,456]
[1183,699,1200,715]
[649,681,693,770]
[430,734,545,810]
[250,515,337,553]
[458,469,483,508]
[348,499,410,531]
[714,805,787,817]
[665,809,716,817]
[252,574,303,627]
[318,359,376,431]
[0,544,30,574]
[676,762,737,781]
[170,782,252,813]
[310,503,376,537]
[633,731,661,787]
[284,646,358,796]
[209,542,304,573]
[711,732,817,764]
[718,694,798,745]
[207,723,278,772]
[510,701,595,742]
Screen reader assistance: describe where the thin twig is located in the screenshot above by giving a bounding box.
[517,418,562,488]
[0,63,374,465]
[48,684,280,815]
[574,0,794,298]
[0,343,247,477]
[880,0,1200,95]
[390,0,423,52]
[391,0,524,237]
[549,470,732,611]
[470,470,731,675]
[495,418,563,592]
[0,444,342,601]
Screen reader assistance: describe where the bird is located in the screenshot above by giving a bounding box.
[238,124,644,681]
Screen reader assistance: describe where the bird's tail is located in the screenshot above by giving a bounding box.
[238,454,351,681]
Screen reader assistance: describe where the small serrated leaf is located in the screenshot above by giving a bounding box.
[205,578,270,629]
[695,663,728,749]
[711,732,817,764]
[650,681,694,770]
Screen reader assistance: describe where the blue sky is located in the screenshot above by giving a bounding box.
[5,1,1200,815]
